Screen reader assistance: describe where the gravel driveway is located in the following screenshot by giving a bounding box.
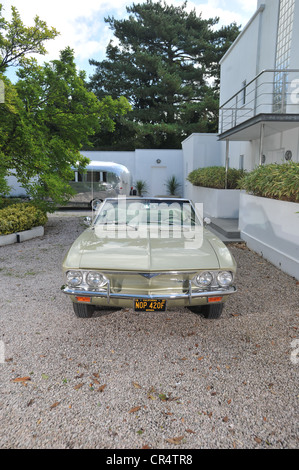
[0,212,298,450]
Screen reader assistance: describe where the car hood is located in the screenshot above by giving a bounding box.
[63,226,236,272]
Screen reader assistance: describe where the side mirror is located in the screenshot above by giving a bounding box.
[204,217,211,226]
[83,216,92,226]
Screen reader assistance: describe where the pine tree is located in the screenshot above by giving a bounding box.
[88,0,240,149]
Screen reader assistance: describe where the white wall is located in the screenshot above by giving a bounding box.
[239,192,299,279]
[259,129,299,165]
[182,133,225,200]
[134,149,183,197]
[81,149,183,197]
[6,174,27,197]
[7,149,183,199]
[219,1,279,108]
[226,141,253,170]
[235,129,299,169]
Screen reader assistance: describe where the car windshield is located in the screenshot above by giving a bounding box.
[94,198,201,229]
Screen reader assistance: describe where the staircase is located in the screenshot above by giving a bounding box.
[207,218,243,244]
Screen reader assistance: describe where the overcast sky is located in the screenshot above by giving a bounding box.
[1,0,257,80]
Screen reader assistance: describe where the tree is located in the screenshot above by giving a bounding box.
[0,48,130,210]
[88,0,240,150]
[0,3,58,199]
[0,3,59,73]
[0,5,130,210]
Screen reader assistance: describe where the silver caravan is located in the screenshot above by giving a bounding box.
[69,161,132,209]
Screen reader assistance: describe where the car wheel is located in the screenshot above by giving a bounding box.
[187,306,204,315]
[188,303,224,319]
[73,302,94,318]
[201,303,224,319]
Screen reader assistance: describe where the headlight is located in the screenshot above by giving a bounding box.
[217,271,233,287]
[194,271,213,287]
[66,270,83,287]
[86,271,108,288]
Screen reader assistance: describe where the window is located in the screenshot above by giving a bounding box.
[87,171,100,183]
[273,0,295,112]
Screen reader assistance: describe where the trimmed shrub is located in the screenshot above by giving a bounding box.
[0,197,29,210]
[0,203,48,235]
[240,162,299,203]
[187,166,245,189]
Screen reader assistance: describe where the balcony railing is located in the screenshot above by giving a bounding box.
[219,69,299,135]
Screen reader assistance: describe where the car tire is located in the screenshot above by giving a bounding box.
[188,303,224,319]
[73,302,94,318]
[201,303,224,319]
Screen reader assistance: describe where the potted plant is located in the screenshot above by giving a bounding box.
[164,175,182,197]
[135,180,148,197]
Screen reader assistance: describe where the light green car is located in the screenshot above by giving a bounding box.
[62,198,237,319]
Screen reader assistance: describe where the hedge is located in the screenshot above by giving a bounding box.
[0,203,48,235]
[239,162,299,203]
[187,166,245,189]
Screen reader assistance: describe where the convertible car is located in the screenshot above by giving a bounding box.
[62,198,237,319]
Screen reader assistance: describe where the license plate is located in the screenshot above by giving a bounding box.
[134,299,166,312]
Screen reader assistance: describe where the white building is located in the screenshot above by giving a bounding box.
[218,0,299,169]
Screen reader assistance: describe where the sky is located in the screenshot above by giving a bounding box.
[1,0,258,81]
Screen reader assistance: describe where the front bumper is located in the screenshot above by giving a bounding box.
[62,281,236,307]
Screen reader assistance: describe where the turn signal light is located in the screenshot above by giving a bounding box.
[76,296,91,303]
[208,296,223,303]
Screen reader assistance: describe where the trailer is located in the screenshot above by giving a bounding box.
[68,161,132,209]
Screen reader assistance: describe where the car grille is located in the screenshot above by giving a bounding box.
[103,271,197,296]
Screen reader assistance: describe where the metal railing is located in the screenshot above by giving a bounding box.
[219,69,299,134]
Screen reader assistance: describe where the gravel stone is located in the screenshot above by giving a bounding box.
[0,213,298,449]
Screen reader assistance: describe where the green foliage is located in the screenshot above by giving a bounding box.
[0,4,59,73]
[88,0,240,149]
[0,151,11,197]
[239,162,299,203]
[0,203,48,235]
[187,166,245,189]
[0,197,28,209]
[0,6,130,211]
[164,175,182,196]
[0,51,130,211]
[135,180,148,196]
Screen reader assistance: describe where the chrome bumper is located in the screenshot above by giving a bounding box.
[62,282,236,304]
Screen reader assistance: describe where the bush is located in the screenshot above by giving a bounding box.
[240,162,299,203]
[187,166,245,189]
[0,197,29,210]
[0,203,48,235]
[135,180,148,196]
[165,175,182,196]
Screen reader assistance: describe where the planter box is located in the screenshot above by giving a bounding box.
[239,192,299,280]
[0,226,44,246]
[189,186,240,218]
